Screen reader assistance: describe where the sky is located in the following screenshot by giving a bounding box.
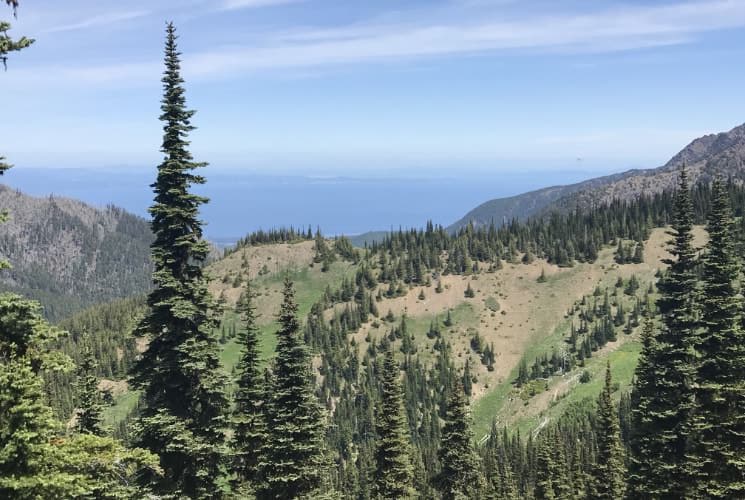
[5,0,745,174]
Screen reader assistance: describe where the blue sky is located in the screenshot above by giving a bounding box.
[5,0,745,174]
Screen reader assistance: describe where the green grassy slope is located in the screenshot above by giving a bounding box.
[82,226,702,444]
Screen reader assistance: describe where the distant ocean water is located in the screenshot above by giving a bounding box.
[4,167,613,242]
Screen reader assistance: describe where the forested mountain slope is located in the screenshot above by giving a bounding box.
[0,185,152,320]
[450,122,745,231]
[46,174,742,498]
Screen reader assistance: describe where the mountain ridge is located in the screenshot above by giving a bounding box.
[450,122,745,231]
[0,184,153,320]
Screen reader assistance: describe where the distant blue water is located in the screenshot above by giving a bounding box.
[2,167,611,242]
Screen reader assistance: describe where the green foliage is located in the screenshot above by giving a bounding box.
[0,350,61,498]
[0,201,152,321]
[443,309,454,327]
[592,362,625,499]
[258,278,332,499]
[41,434,161,500]
[0,292,158,499]
[232,279,268,489]
[0,1,33,70]
[436,386,484,499]
[333,236,359,263]
[74,346,103,436]
[47,295,145,422]
[226,226,313,255]
[373,346,415,498]
[533,437,556,500]
[484,295,500,312]
[629,169,698,498]
[130,23,228,499]
[688,180,745,498]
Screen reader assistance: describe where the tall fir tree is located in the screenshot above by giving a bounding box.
[593,362,625,499]
[232,279,268,492]
[258,278,331,499]
[436,385,484,499]
[373,345,415,499]
[628,168,698,498]
[688,180,745,498]
[131,23,228,499]
[75,346,103,436]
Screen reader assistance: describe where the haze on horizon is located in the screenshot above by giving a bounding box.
[5,0,745,174]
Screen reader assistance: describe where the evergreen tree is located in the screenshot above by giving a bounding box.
[462,358,473,396]
[0,293,159,498]
[131,23,228,499]
[533,436,556,500]
[75,346,103,436]
[549,429,571,500]
[632,239,644,264]
[0,295,68,497]
[258,278,331,499]
[232,279,268,491]
[373,345,415,499]
[0,0,33,70]
[688,180,745,498]
[436,385,484,499]
[1,1,32,184]
[444,309,454,327]
[628,169,698,498]
[593,362,625,499]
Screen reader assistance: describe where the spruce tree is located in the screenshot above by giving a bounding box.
[436,385,484,499]
[131,23,228,499]
[688,180,745,498]
[232,279,268,491]
[373,345,414,498]
[258,278,331,499]
[75,346,103,436]
[628,169,698,498]
[593,362,624,499]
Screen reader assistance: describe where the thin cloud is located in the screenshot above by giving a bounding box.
[220,0,302,11]
[185,0,745,76]
[43,10,149,34]
[16,0,745,85]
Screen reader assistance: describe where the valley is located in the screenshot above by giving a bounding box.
[5,2,745,495]
[89,223,706,445]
